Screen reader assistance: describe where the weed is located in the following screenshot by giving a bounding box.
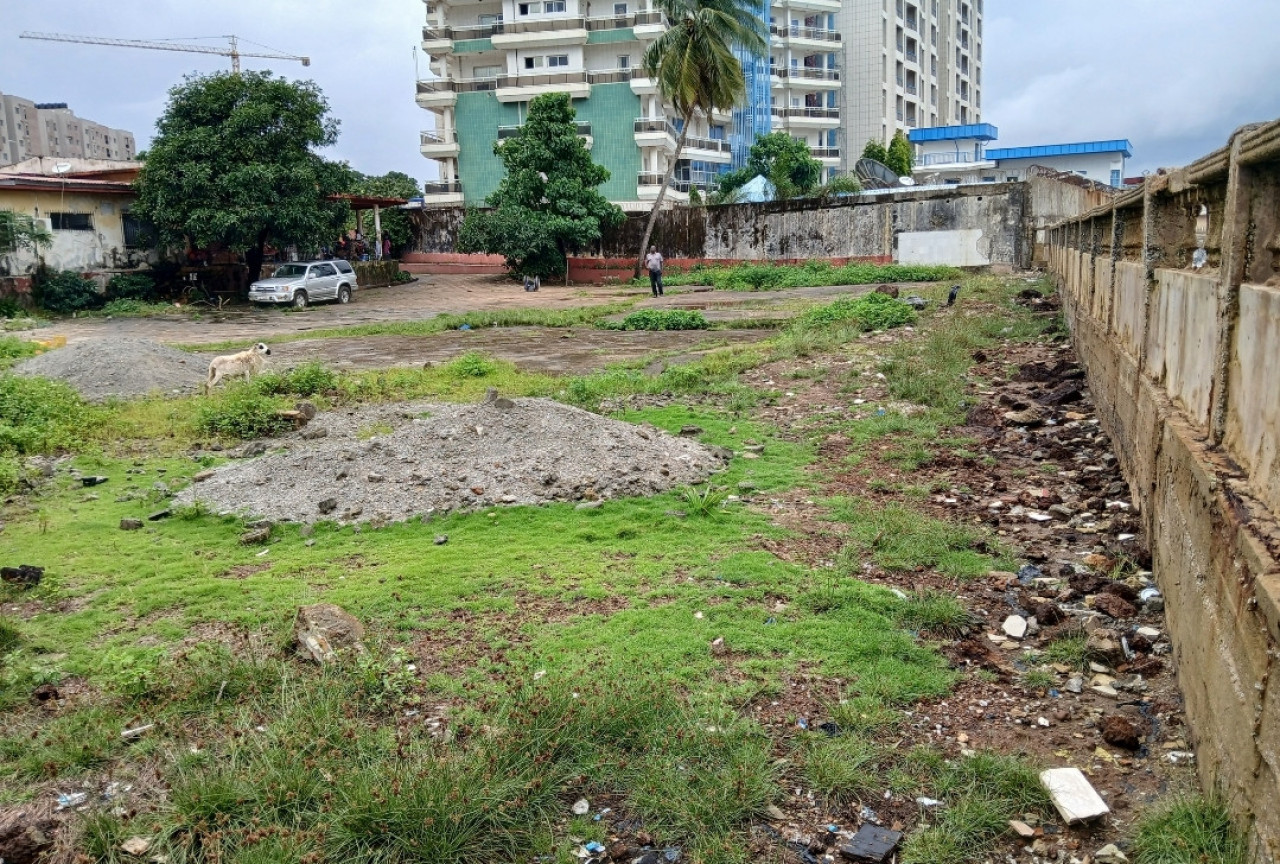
[1041,632,1097,672]
[681,484,729,517]
[830,498,1002,578]
[1022,667,1055,691]
[0,619,17,655]
[652,262,960,292]
[0,335,40,368]
[195,384,292,440]
[794,292,917,331]
[356,421,394,440]
[35,269,101,314]
[254,360,339,397]
[802,734,881,803]
[1133,795,1246,864]
[603,309,709,331]
[894,591,973,636]
[351,646,418,708]
[447,351,498,378]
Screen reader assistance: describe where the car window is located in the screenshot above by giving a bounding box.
[274,264,307,278]
[335,261,353,273]
[313,264,336,277]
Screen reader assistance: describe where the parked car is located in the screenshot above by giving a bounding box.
[249,260,358,309]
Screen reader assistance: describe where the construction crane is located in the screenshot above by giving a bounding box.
[19,32,310,73]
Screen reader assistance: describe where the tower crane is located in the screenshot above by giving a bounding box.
[18,32,310,73]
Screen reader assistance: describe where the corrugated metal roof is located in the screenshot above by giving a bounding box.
[986,140,1133,160]
[908,123,999,143]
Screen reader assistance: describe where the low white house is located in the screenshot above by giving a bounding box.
[909,125,1132,189]
[984,140,1132,188]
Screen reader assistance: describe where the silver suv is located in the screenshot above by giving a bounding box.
[250,260,359,309]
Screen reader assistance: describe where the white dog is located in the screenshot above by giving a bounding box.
[205,342,271,392]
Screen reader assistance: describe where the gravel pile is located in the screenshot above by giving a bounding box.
[177,396,728,524]
[13,338,207,400]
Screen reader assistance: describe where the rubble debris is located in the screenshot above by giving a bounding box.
[838,824,902,862]
[0,565,43,589]
[1100,716,1142,750]
[1040,767,1110,823]
[294,603,365,664]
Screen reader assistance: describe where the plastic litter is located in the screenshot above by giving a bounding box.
[57,792,88,810]
[571,798,590,815]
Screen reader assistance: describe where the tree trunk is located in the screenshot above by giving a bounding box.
[635,119,690,278]
[245,231,269,285]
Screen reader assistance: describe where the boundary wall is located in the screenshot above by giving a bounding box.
[1047,119,1280,863]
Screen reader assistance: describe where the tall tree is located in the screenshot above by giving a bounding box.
[636,0,767,273]
[886,130,914,177]
[861,139,890,165]
[350,171,420,252]
[133,71,352,283]
[711,131,823,201]
[456,93,623,279]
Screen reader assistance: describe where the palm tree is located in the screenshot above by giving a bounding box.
[635,0,767,275]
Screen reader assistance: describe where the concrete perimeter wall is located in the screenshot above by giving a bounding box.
[1048,118,1280,863]
[412,181,1060,273]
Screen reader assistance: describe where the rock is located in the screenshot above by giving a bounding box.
[276,409,310,429]
[434,534,448,545]
[1136,626,1161,639]
[764,804,786,821]
[1091,684,1119,699]
[571,798,590,815]
[678,425,704,437]
[1101,715,1143,750]
[575,501,602,510]
[239,441,268,458]
[300,426,329,440]
[608,841,635,861]
[317,497,338,515]
[1003,406,1046,426]
[0,807,57,864]
[1002,615,1028,640]
[1065,676,1083,694]
[902,295,928,309]
[192,469,216,483]
[299,524,315,538]
[147,509,171,521]
[367,472,385,483]
[120,836,151,856]
[1094,592,1137,619]
[874,283,899,299]
[119,518,143,531]
[838,824,902,862]
[710,636,726,656]
[1008,819,1036,838]
[1095,843,1129,863]
[1047,503,1074,520]
[240,527,271,545]
[0,565,42,589]
[1040,767,1110,823]
[1031,601,1065,625]
[294,603,365,664]
[295,401,318,420]
[81,475,109,487]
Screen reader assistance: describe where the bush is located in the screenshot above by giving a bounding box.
[446,351,497,378]
[646,261,962,292]
[255,361,339,397]
[0,298,26,319]
[393,270,415,284]
[603,309,709,331]
[0,373,92,455]
[794,292,917,331]
[0,336,39,366]
[195,385,292,439]
[106,272,157,302]
[35,269,101,314]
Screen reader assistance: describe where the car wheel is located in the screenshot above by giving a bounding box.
[337,285,352,304]
[292,290,308,310]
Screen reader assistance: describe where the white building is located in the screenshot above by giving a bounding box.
[983,140,1131,188]
[837,0,982,172]
[909,126,1132,188]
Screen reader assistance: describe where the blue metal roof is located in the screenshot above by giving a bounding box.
[986,139,1133,160]
[908,123,999,143]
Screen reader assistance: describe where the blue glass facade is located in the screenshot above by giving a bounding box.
[729,0,772,169]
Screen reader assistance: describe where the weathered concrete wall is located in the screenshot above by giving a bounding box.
[0,188,153,275]
[413,181,1056,269]
[1048,118,1280,864]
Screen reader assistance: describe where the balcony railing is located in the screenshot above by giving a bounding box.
[496,70,588,88]
[810,146,840,159]
[423,181,463,195]
[585,10,662,29]
[503,15,586,33]
[638,172,690,192]
[771,106,840,119]
[635,117,679,137]
[420,129,457,145]
[905,82,917,94]
[587,68,636,84]
[417,77,497,94]
[423,22,502,40]
[769,24,841,42]
[497,121,591,139]
[776,66,840,81]
[684,135,731,154]
[919,152,980,166]
[905,46,917,62]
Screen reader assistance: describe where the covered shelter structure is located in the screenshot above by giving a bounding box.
[327,193,409,259]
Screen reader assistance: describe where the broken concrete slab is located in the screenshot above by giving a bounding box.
[1040,767,1110,823]
[838,824,902,862]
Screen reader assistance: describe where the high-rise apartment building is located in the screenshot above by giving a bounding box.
[837,0,981,171]
[0,92,136,166]
[415,0,980,203]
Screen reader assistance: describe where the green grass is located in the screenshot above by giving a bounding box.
[829,497,1008,579]
[894,591,974,637]
[649,261,962,292]
[1133,795,1247,864]
[601,309,709,331]
[1040,632,1097,672]
[185,303,637,353]
[0,335,41,368]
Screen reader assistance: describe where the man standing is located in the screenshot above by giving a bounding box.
[644,246,664,297]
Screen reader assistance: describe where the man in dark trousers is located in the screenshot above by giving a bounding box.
[644,246,664,297]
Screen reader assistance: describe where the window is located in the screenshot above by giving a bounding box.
[545,0,566,11]
[518,2,536,14]
[524,55,542,68]
[1110,169,1121,187]
[617,54,631,68]
[548,54,569,67]
[614,2,627,12]
[50,212,92,231]
[475,64,503,77]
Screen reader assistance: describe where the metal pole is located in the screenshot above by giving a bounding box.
[374,205,383,260]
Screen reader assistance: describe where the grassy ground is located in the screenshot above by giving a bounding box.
[1,274,1215,863]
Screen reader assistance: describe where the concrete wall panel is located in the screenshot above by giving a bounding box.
[897,229,991,266]
[1094,254,1113,328]
[1226,283,1280,515]
[1113,261,1147,360]
[1148,269,1219,428]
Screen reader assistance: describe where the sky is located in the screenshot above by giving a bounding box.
[3,0,1279,181]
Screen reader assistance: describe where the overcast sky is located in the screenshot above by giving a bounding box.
[3,0,1279,182]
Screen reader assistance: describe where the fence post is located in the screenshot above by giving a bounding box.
[1209,128,1253,445]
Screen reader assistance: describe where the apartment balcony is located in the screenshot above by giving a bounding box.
[498,121,593,148]
[782,0,842,13]
[771,66,841,90]
[770,105,841,128]
[420,129,460,157]
[905,46,918,62]
[587,68,635,84]
[491,16,589,49]
[422,25,454,54]
[585,10,662,31]
[810,145,841,165]
[916,152,994,169]
[634,117,678,149]
[629,71,658,95]
[769,23,841,48]
[631,10,666,38]
[905,82,917,95]
[415,76,496,108]
[422,180,464,205]
[495,70,590,102]
[683,134,733,164]
[637,172,690,202]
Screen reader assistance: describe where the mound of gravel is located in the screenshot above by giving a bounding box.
[13,338,206,400]
[177,396,729,524]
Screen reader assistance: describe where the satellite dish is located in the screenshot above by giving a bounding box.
[855,158,898,189]
[53,162,72,174]
[898,176,916,186]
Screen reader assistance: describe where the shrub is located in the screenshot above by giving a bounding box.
[0,336,39,366]
[446,351,497,378]
[0,373,92,455]
[0,298,26,319]
[196,385,292,439]
[794,292,917,331]
[106,272,157,302]
[393,270,415,284]
[604,309,709,331]
[255,361,338,397]
[35,269,101,314]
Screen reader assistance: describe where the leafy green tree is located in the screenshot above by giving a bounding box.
[636,0,767,271]
[861,139,890,165]
[886,130,914,177]
[456,93,623,279]
[712,132,823,201]
[133,71,353,283]
[0,211,52,260]
[349,171,420,253]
